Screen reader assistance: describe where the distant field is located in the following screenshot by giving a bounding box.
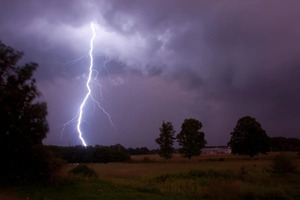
[1,152,300,200]
[62,153,278,178]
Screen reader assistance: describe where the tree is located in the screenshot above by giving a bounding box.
[177,118,206,159]
[0,41,61,184]
[155,121,175,159]
[228,116,270,157]
[271,137,300,152]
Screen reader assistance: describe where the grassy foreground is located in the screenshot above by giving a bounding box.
[1,152,300,200]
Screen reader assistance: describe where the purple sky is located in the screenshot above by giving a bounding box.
[1,0,300,148]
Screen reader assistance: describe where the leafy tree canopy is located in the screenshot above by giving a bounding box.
[0,41,60,185]
[228,116,270,157]
[155,121,175,159]
[177,118,207,159]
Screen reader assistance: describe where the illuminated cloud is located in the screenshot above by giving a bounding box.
[1,0,300,147]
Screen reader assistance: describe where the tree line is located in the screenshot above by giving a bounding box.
[155,116,300,159]
[46,145,130,163]
[270,137,300,152]
[45,144,161,163]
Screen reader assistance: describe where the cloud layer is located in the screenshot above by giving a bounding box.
[1,0,300,147]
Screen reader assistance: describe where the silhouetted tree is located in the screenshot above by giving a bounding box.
[228,116,270,157]
[177,118,207,159]
[0,41,61,184]
[271,137,300,152]
[155,121,175,159]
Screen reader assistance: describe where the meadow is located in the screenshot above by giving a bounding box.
[1,152,300,200]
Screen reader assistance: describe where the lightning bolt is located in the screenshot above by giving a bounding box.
[60,54,88,66]
[60,22,115,147]
[75,22,96,147]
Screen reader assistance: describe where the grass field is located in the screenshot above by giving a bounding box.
[1,152,300,199]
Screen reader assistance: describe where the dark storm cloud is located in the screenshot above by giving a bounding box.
[1,0,300,147]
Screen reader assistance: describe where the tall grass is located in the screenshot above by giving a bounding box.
[96,153,300,199]
[2,152,299,200]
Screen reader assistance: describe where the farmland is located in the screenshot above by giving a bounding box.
[1,152,300,200]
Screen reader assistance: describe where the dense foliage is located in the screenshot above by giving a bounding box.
[177,118,207,159]
[155,121,175,159]
[126,147,159,155]
[228,116,270,157]
[0,41,61,185]
[47,145,130,163]
[271,137,300,152]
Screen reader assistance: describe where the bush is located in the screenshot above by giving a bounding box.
[271,154,297,174]
[68,165,98,178]
[0,145,63,186]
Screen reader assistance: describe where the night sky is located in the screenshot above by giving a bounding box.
[1,0,300,148]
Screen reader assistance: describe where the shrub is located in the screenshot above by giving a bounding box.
[0,145,63,186]
[271,154,297,174]
[68,165,98,178]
